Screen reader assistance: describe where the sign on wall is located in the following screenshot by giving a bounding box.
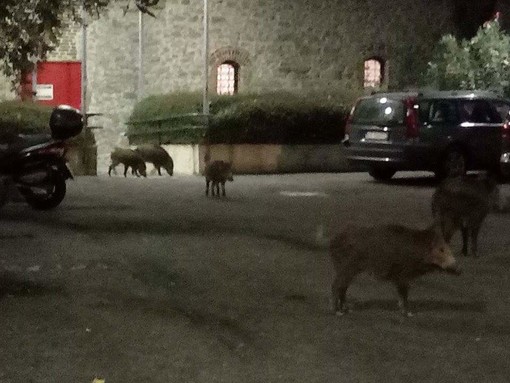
[35,84,54,101]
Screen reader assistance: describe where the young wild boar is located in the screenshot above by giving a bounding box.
[135,144,174,176]
[431,174,499,257]
[108,147,147,177]
[204,160,234,197]
[329,223,460,317]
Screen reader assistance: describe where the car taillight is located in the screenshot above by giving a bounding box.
[404,98,419,139]
[345,105,355,136]
[342,105,356,146]
[502,119,510,142]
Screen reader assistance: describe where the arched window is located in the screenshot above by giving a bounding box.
[216,61,239,95]
[364,58,384,88]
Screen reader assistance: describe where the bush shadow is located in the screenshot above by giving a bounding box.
[0,271,65,299]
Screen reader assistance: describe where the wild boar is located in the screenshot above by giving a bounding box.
[204,160,234,197]
[329,223,460,317]
[431,174,499,257]
[108,147,147,177]
[135,144,174,176]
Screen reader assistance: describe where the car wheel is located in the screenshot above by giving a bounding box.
[368,167,396,181]
[436,148,466,180]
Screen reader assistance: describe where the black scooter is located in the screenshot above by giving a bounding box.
[0,105,83,210]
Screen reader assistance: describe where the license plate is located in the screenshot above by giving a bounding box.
[365,131,388,140]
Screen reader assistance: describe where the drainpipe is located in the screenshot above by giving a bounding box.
[202,0,209,117]
[81,0,88,119]
[200,0,210,174]
[138,10,144,100]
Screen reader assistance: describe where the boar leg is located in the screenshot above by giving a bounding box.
[461,223,469,256]
[123,165,129,177]
[214,182,220,197]
[221,181,226,197]
[331,274,354,315]
[108,160,120,176]
[395,281,413,317]
[469,224,481,257]
[156,166,162,176]
[441,215,457,243]
[108,164,115,176]
[206,180,210,196]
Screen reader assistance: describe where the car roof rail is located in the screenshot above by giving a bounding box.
[418,89,504,99]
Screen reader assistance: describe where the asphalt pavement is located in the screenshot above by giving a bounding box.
[1,172,510,382]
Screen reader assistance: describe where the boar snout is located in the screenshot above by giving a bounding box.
[428,237,457,271]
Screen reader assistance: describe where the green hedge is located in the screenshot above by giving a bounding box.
[0,100,53,137]
[0,100,92,148]
[127,91,350,145]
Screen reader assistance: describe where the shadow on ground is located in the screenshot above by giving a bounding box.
[354,298,487,313]
[0,272,65,299]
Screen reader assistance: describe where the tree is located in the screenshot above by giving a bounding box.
[0,0,158,88]
[425,19,510,96]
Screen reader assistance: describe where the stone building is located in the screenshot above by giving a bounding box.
[1,0,508,173]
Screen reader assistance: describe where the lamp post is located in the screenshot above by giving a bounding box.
[202,0,209,117]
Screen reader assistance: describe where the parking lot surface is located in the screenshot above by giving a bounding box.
[1,172,510,382]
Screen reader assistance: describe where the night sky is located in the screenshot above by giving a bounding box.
[454,0,499,37]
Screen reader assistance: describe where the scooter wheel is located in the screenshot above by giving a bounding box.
[19,171,67,210]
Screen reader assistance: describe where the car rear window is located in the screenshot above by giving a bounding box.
[352,97,405,125]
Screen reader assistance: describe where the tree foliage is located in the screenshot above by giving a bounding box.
[0,1,108,83]
[425,20,510,96]
[0,0,159,87]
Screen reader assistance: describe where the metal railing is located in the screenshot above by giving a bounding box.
[125,113,209,144]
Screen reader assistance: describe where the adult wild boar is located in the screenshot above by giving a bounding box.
[108,147,147,177]
[135,144,174,176]
[204,160,234,197]
[329,223,460,317]
[432,174,499,257]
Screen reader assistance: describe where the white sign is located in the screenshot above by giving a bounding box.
[35,84,54,100]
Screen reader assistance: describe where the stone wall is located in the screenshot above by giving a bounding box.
[47,23,81,61]
[156,144,352,175]
[34,0,458,173]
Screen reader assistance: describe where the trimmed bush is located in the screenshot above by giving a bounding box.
[0,100,53,137]
[0,101,93,151]
[127,91,349,145]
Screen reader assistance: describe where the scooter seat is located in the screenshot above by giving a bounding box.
[17,134,54,149]
[0,134,53,160]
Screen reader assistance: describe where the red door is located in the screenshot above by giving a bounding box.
[35,61,81,110]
